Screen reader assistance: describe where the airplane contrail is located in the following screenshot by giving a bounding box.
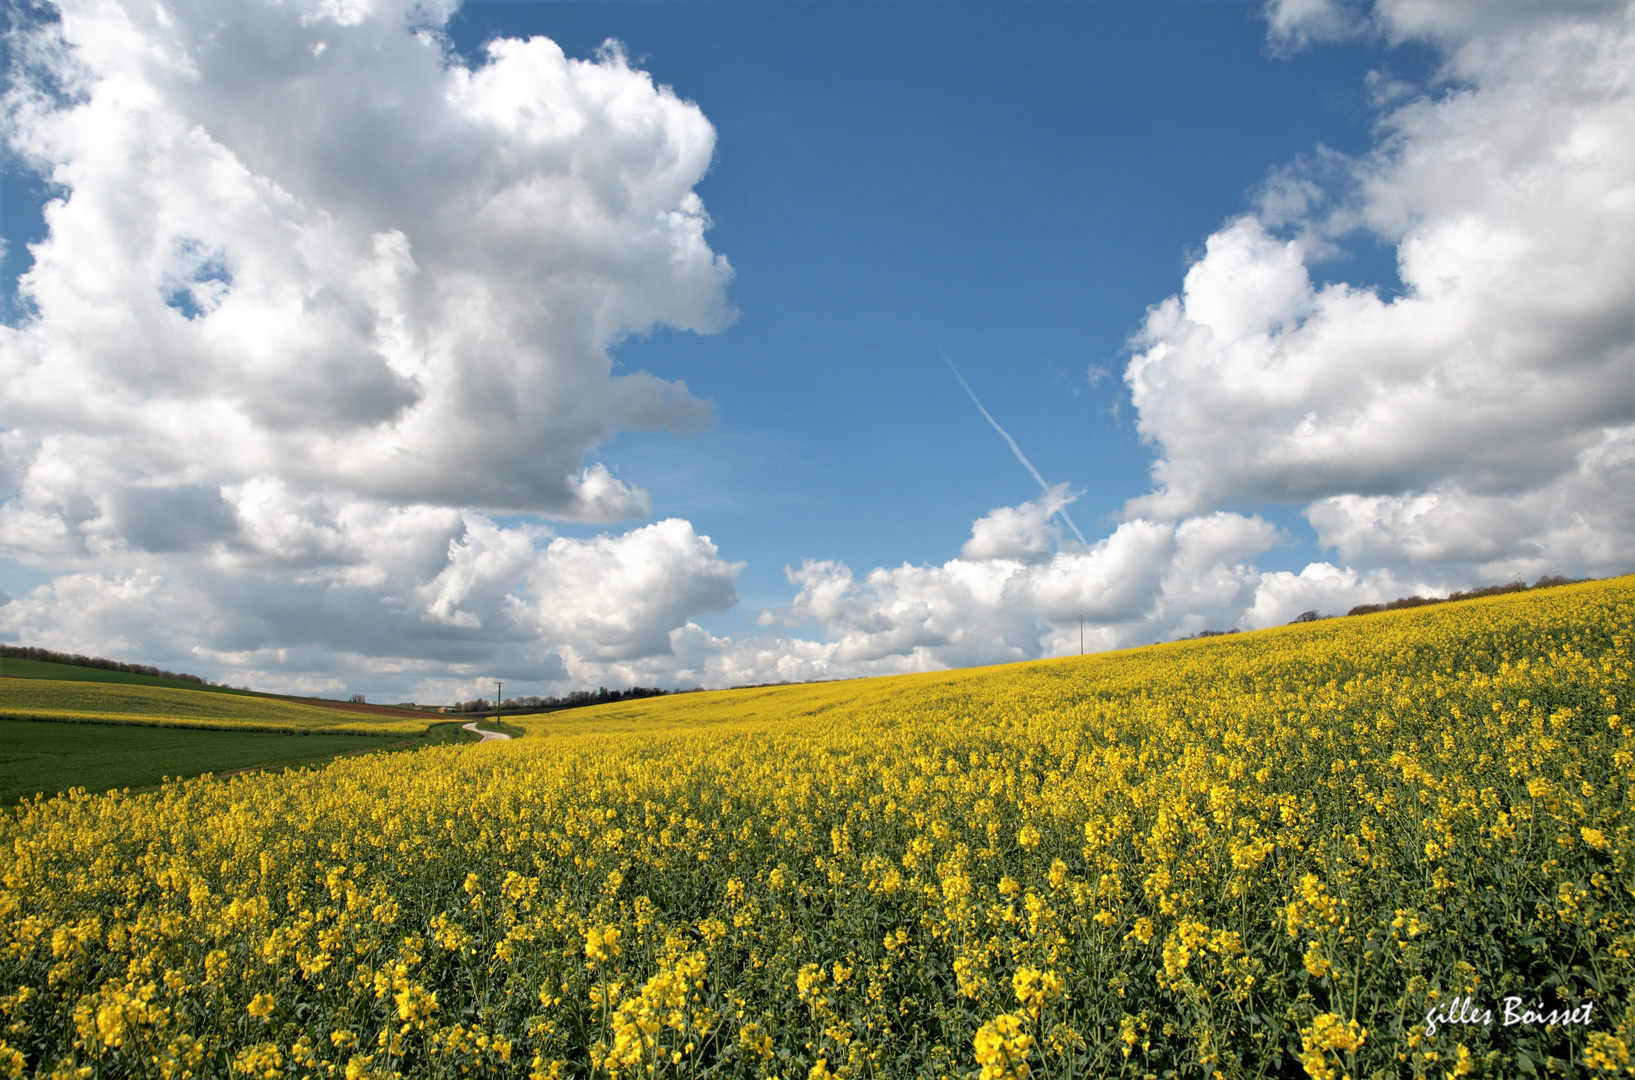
[939,349,1089,546]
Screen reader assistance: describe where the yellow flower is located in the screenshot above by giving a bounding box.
[584,925,621,962]
[1302,943,1333,979]
[1583,1032,1631,1072]
[1299,1013,1365,1080]
[974,1013,1034,1080]
[232,1042,284,1079]
[1012,967,1064,1014]
[394,984,438,1025]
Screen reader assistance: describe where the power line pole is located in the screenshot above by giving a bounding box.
[1079,615,1083,656]
[495,680,502,718]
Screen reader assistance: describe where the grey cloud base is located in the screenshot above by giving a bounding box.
[0,504,740,695]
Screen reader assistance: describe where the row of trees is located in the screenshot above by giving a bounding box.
[1340,574,1582,617]
[1177,575,1595,640]
[0,644,209,684]
[450,685,689,714]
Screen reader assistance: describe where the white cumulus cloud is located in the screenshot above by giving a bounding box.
[0,0,742,689]
[1,0,732,520]
[960,483,1073,563]
[1126,0,1634,586]
[748,493,1285,673]
[0,499,742,696]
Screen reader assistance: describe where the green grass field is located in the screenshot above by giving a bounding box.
[0,677,436,734]
[0,718,495,806]
[0,663,516,805]
[0,655,266,695]
[0,661,502,807]
[0,718,404,805]
[473,716,528,738]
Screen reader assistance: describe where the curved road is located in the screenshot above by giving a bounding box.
[462,721,511,743]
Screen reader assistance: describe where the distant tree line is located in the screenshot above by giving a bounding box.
[1179,574,1593,641]
[1336,574,1583,618]
[0,644,209,684]
[1178,628,1241,640]
[449,685,697,714]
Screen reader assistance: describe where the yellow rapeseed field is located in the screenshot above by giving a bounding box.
[1,577,1631,1079]
[0,681,433,736]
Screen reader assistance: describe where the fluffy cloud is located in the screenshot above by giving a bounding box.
[0,495,742,695]
[670,493,1439,686]
[1263,0,1366,54]
[1,0,731,520]
[748,493,1287,672]
[1125,0,1634,587]
[697,0,1635,681]
[523,520,742,663]
[0,0,742,688]
[960,483,1071,563]
[1305,425,1635,575]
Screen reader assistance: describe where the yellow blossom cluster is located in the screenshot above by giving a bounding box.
[1,577,1632,1077]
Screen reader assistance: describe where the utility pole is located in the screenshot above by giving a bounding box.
[1079,615,1084,656]
[494,680,502,719]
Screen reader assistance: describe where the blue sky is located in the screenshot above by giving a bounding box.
[450,1,1414,625]
[0,0,1629,700]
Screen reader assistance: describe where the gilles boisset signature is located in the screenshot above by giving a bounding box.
[1424,995,1596,1037]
